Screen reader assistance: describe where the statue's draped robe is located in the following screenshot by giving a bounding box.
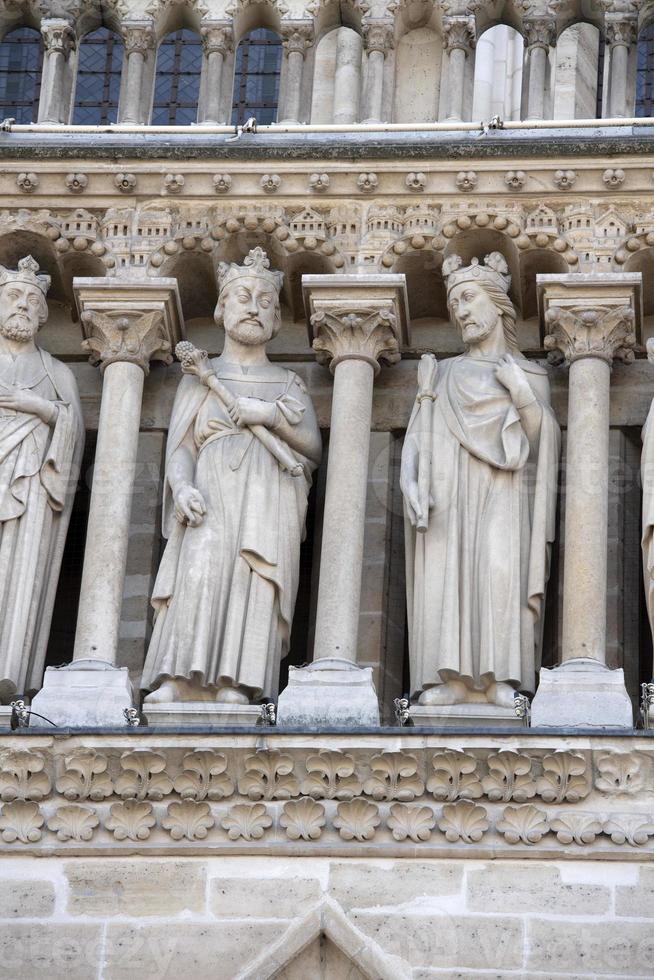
[404,354,560,697]
[0,348,84,702]
[141,361,319,699]
[641,403,654,640]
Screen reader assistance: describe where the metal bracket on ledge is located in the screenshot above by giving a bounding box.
[123,707,141,728]
[393,696,412,727]
[514,693,531,728]
[260,701,277,726]
[227,117,258,142]
[640,681,654,730]
[0,117,15,132]
[479,114,504,135]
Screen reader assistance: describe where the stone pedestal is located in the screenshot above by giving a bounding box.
[143,702,262,728]
[410,703,525,730]
[531,658,634,729]
[30,660,133,728]
[277,659,380,728]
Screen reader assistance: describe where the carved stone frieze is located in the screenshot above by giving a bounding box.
[0,735,653,857]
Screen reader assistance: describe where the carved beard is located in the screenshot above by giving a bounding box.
[458,306,501,347]
[0,316,34,342]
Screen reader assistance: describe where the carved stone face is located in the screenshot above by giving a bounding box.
[218,275,279,347]
[448,280,502,348]
[0,281,45,342]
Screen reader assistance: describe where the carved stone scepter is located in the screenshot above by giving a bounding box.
[175,341,304,476]
[416,353,438,533]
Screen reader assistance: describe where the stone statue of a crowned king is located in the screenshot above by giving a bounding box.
[142,247,322,715]
[0,256,84,703]
[401,252,560,722]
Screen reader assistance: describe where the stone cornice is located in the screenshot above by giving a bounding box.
[0,733,652,858]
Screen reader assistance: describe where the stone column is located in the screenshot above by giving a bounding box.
[199,24,233,125]
[333,27,363,123]
[277,274,409,728]
[523,18,555,120]
[531,273,642,730]
[362,22,393,124]
[38,19,75,124]
[279,24,313,124]
[443,16,475,121]
[31,280,184,728]
[606,15,637,118]
[120,25,155,125]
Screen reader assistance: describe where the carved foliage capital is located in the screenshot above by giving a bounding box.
[311,307,400,373]
[81,309,173,374]
[282,23,314,54]
[41,18,76,54]
[543,303,637,365]
[442,15,476,52]
[362,21,394,54]
[201,24,234,54]
[605,14,637,47]
[523,16,556,49]
[124,25,156,55]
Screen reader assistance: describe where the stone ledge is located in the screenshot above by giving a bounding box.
[0,732,652,858]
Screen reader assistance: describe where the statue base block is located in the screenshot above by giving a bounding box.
[276,658,380,728]
[530,657,634,729]
[143,702,263,727]
[29,660,134,729]
[410,703,525,730]
[0,707,12,730]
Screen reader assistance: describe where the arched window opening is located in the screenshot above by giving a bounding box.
[637,23,654,116]
[471,25,523,122]
[231,28,282,125]
[72,27,123,124]
[0,27,43,123]
[152,29,202,125]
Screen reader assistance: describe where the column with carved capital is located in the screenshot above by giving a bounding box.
[38,19,76,123]
[362,22,393,124]
[277,275,409,728]
[443,16,475,121]
[120,24,155,124]
[32,280,184,728]
[279,24,313,124]
[606,15,637,117]
[523,17,555,120]
[530,273,642,730]
[199,23,233,125]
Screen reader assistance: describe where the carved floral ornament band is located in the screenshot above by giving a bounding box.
[0,741,652,852]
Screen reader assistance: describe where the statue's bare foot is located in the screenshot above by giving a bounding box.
[215,686,250,704]
[143,679,179,704]
[487,681,517,708]
[418,680,467,706]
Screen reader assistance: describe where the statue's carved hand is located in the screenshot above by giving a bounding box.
[228,396,279,429]
[0,387,57,425]
[174,483,207,527]
[495,354,534,408]
[403,478,423,528]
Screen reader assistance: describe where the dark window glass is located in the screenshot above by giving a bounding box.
[0,27,43,123]
[595,36,605,118]
[231,28,282,125]
[152,29,202,125]
[637,24,654,116]
[72,27,123,125]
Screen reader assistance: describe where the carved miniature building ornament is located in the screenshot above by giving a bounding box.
[0,256,84,702]
[401,251,560,710]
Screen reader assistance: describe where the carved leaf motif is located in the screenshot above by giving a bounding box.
[550,811,602,846]
[301,750,362,800]
[55,749,113,801]
[280,798,326,841]
[333,799,380,841]
[0,800,44,842]
[427,750,482,802]
[535,752,589,804]
[363,752,424,802]
[221,803,272,841]
[603,814,654,847]
[595,753,644,795]
[115,750,173,801]
[438,801,489,843]
[481,750,536,803]
[162,800,214,841]
[47,805,99,842]
[105,800,156,841]
[237,751,299,801]
[496,804,550,845]
[387,804,436,842]
[0,749,51,801]
[173,750,234,801]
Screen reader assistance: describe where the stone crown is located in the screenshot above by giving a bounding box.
[217,246,283,297]
[0,255,51,296]
[443,252,511,295]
